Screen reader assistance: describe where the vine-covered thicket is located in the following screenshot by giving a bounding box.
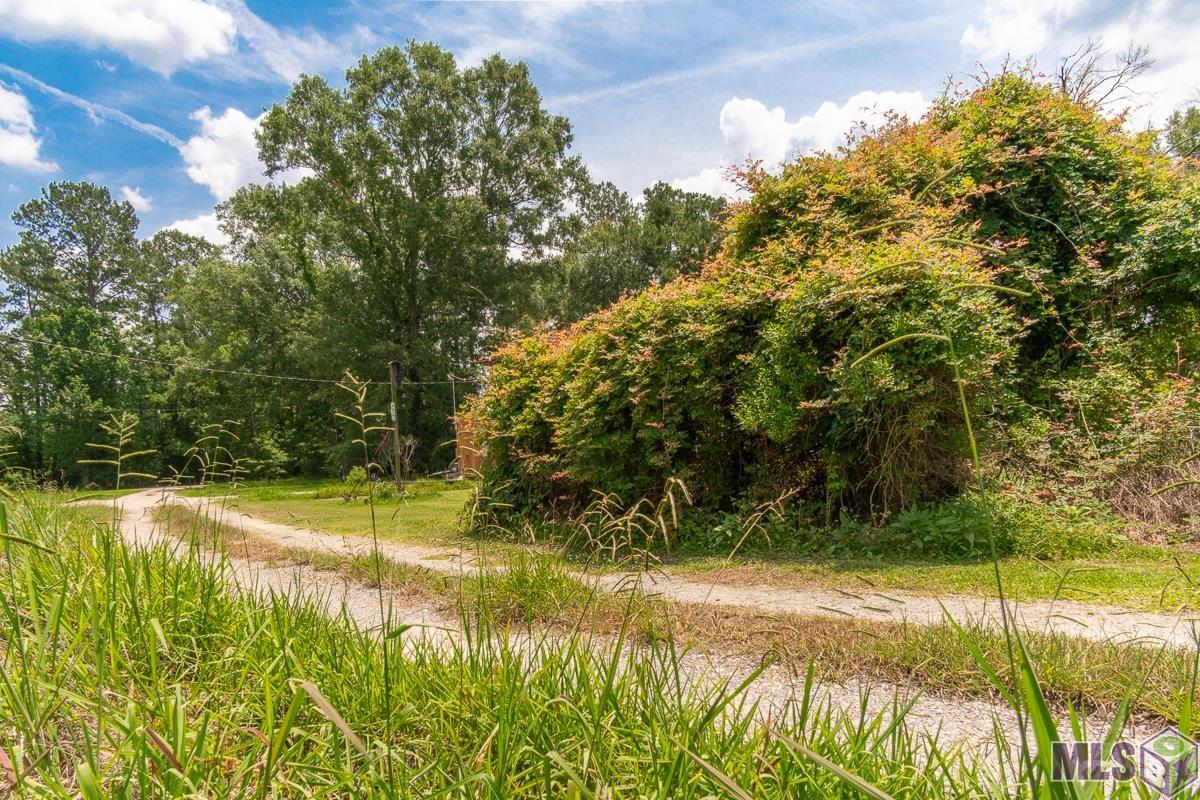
[472,72,1200,526]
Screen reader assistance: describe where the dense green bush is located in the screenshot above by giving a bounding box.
[471,71,1200,536]
[680,490,1119,562]
[878,493,1120,560]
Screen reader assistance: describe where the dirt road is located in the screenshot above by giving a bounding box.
[160,489,1200,649]
[87,488,1171,750]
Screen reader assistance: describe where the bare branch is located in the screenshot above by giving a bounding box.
[1056,39,1153,110]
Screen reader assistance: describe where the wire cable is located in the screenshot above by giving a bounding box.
[0,331,478,387]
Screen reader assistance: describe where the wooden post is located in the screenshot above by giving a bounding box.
[449,374,459,476]
[388,361,403,491]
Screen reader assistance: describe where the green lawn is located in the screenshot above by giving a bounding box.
[666,547,1200,611]
[173,478,1200,610]
[181,477,477,546]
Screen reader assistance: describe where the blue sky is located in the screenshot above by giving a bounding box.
[0,0,1197,246]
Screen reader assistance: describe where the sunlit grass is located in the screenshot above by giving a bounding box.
[0,493,1005,798]
[180,477,1200,611]
[181,477,476,545]
[152,493,1200,723]
[666,551,1200,611]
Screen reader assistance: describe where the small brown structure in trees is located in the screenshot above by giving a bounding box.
[455,416,484,477]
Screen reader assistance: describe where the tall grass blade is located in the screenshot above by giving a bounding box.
[774,730,897,800]
[296,679,368,757]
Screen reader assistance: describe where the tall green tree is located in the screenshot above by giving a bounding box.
[166,192,336,475]
[136,229,219,332]
[538,181,642,323]
[1164,104,1200,168]
[128,229,223,475]
[0,182,139,317]
[0,182,146,481]
[639,182,726,283]
[3,306,131,481]
[253,42,583,465]
[534,180,725,323]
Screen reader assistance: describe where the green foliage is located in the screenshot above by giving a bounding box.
[3,304,133,481]
[1,181,139,315]
[248,42,583,471]
[333,465,371,502]
[0,181,218,484]
[532,180,726,323]
[880,493,1120,560]
[1164,104,1200,166]
[0,44,607,485]
[466,552,592,624]
[77,412,156,490]
[0,50,722,491]
[681,490,1119,562]
[473,70,1200,534]
[243,430,293,479]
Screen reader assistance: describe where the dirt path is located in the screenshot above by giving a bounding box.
[169,489,1200,649]
[85,489,1159,751]
[106,488,454,639]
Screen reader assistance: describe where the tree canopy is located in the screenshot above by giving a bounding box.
[0,42,726,485]
[471,71,1200,522]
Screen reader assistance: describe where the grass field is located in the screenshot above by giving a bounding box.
[170,478,1200,612]
[666,550,1200,611]
[181,477,478,545]
[154,498,1200,722]
[0,493,999,798]
[5,491,1196,798]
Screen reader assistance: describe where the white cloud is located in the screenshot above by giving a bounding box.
[0,64,183,148]
[671,167,746,200]
[960,0,1083,58]
[169,105,311,246]
[179,106,310,201]
[960,0,1200,126]
[0,83,58,172]
[724,91,929,163]
[429,0,598,68]
[214,0,372,83]
[139,102,315,251]
[180,107,262,200]
[0,0,236,76]
[164,212,228,245]
[120,185,152,211]
[673,90,928,198]
[0,0,365,82]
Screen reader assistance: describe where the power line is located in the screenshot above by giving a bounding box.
[0,331,477,388]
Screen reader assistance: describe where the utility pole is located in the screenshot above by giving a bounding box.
[449,374,459,477]
[388,361,403,491]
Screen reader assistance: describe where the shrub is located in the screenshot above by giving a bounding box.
[340,466,370,503]
[471,70,1199,540]
[878,493,1120,561]
[245,430,292,479]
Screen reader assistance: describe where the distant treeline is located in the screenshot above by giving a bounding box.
[0,42,725,485]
